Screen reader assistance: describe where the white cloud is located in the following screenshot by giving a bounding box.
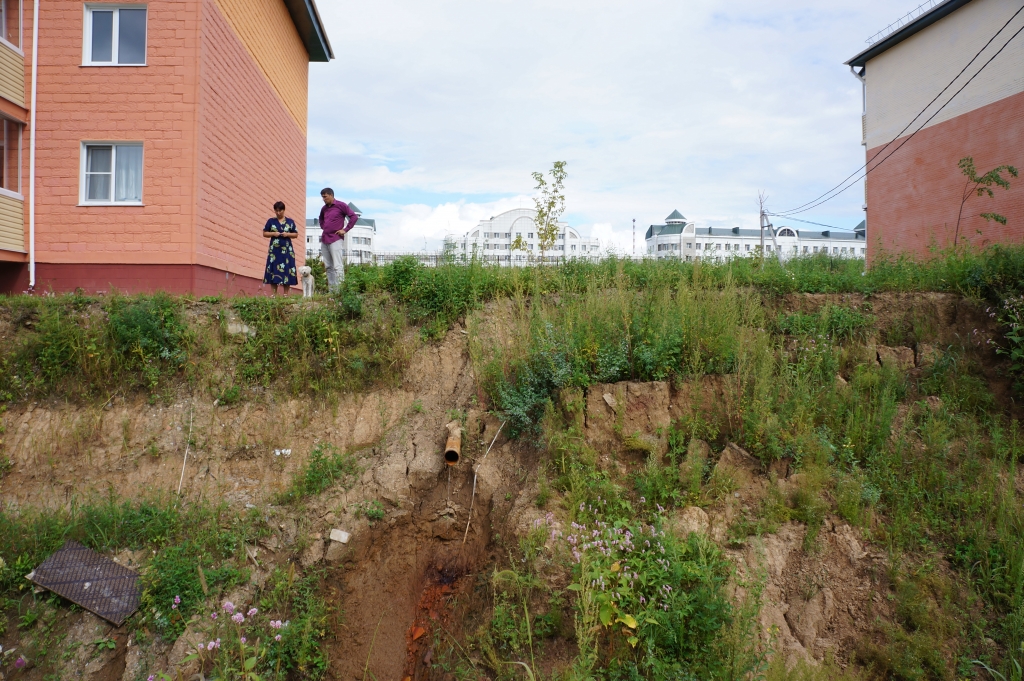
[308,0,911,248]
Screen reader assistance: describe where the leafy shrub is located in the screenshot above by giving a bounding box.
[565,519,734,679]
[107,294,190,389]
[995,294,1024,392]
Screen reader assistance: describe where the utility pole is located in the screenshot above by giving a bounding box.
[632,219,635,258]
[758,192,767,262]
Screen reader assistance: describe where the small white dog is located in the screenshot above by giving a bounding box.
[299,266,315,298]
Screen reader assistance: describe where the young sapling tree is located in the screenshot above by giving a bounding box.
[954,156,1018,247]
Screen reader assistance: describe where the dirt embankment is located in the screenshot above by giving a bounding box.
[0,323,543,681]
[0,290,1014,679]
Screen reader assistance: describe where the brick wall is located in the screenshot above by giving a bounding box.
[196,0,307,280]
[866,89,1024,263]
[32,1,202,266]
[212,0,309,133]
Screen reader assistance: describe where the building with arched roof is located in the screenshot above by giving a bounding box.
[445,208,601,264]
[645,210,867,261]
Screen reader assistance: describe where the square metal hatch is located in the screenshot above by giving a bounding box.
[29,540,141,626]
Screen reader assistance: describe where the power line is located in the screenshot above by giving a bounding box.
[777,17,1024,217]
[767,214,843,230]
[774,3,1024,217]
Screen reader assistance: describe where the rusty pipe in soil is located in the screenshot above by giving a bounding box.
[444,421,461,465]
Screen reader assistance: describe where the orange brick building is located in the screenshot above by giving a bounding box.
[0,0,331,294]
[846,0,1023,264]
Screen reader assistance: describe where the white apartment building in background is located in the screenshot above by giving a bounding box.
[445,208,601,264]
[305,203,377,264]
[646,210,867,261]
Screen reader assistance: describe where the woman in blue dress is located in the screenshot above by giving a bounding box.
[263,201,299,295]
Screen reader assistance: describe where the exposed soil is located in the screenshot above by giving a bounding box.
[0,291,1016,679]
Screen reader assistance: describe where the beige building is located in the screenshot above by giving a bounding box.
[845,0,1024,262]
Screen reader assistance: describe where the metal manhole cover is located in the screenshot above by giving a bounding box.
[29,540,141,626]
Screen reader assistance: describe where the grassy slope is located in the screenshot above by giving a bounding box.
[0,247,1023,679]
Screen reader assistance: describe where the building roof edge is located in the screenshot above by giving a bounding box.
[845,0,972,68]
[283,0,334,62]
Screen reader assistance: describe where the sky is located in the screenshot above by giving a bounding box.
[305,0,911,254]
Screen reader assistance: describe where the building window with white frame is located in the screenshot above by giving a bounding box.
[0,118,21,195]
[81,142,143,204]
[0,0,21,49]
[84,5,147,65]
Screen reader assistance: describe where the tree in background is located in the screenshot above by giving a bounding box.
[955,156,1018,247]
[531,161,567,261]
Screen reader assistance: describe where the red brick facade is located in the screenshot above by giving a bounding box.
[0,0,318,295]
[866,84,1024,264]
[196,0,306,281]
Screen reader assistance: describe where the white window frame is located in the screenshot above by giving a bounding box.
[0,0,23,55]
[79,141,144,205]
[82,4,148,66]
[0,116,23,200]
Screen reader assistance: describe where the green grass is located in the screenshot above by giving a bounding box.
[467,247,1024,679]
[2,245,1024,404]
[275,442,360,504]
[0,494,267,638]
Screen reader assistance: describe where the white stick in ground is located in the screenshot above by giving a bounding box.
[463,421,505,544]
[177,407,194,496]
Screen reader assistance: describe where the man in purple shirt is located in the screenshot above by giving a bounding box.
[318,188,360,290]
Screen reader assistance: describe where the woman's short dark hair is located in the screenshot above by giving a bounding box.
[273,201,286,211]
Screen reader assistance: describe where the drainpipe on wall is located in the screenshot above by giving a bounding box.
[849,65,868,210]
[28,0,39,290]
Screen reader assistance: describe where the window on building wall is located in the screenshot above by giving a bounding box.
[695,243,701,249]
[81,142,142,204]
[803,246,808,253]
[745,244,750,251]
[85,6,147,65]
[715,243,721,250]
[766,245,772,252]
[527,232,533,239]
[724,244,730,251]
[0,118,22,195]
[0,0,21,49]
[833,247,838,254]
[861,248,866,255]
